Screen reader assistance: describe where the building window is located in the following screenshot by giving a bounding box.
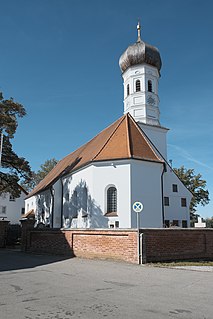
[21,208,25,215]
[115,221,119,228]
[0,206,6,214]
[172,184,178,192]
[107,187,117,213]
[127,84,130,96]
[182,220,188,228]
[9,195,16,201]
[164,197,169,206]
[181,198,187,207]
[172,220,179,227]
[164,220,170,228]
[136,80,141,92]
[148,80,152,92]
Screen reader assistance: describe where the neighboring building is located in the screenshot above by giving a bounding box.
[0,185,27,224]
[25,23,192,229]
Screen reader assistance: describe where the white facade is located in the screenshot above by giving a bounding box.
[0,191,26,224]
[25,159,192,229]
[163,164,191,227]
[25,28,192,229]
[123,64,160,126]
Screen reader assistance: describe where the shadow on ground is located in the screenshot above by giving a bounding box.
[0,249,72,272]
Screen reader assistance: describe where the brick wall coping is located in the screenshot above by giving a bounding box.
[30,228,139,233]
[140,228,213,232]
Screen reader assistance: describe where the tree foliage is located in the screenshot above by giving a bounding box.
[0,92,32,197]
[22,158,58,192]
[173,166,210,221]
[205,217,213,228]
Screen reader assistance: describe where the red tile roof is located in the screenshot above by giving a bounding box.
[26,113,163,198]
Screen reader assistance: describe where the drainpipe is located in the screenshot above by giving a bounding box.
[50,186,54,228]
[161,163,166,227]
[60,178,64,228]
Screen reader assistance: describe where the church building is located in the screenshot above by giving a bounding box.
[25,23,192,229]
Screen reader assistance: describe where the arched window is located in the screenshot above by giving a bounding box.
[107,187,117,213]
[148,80,152,92]
[82,186,88,213]
[136,80,141,92]
[127,84,130,96]
[73,190,77,217]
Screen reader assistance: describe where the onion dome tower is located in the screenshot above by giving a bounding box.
[119,22,162,126]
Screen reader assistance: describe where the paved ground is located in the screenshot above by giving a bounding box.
[0,249,213,319]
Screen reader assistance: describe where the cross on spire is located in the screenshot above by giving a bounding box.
[137,20,142,42]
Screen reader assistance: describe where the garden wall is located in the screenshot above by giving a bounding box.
[141,228,213,263]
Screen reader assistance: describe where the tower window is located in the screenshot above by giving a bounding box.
[136,80,141,92]
[148,80,152,92]
[107,187,117,213]
[127,84,130,96]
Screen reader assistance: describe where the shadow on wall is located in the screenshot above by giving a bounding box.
[36,191,52,227]
[63,179,108,229]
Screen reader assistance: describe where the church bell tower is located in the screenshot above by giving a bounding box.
[119,22,169,159]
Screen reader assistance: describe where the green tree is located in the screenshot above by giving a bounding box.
[205,217,213,228]
[22,158,58,192]
[0,92,32,197]
[174,166,210,225]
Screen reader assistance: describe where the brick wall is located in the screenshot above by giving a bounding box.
[27,229,139,264]
[0,221,9,248]
[23,227,213,264]
[141,228,213,263]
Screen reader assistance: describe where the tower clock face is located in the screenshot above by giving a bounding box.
[147,96,155,105]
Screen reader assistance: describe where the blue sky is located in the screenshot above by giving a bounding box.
[0,0,212,218]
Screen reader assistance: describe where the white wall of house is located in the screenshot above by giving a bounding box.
[0,191,26,224]
[163,165,192,227]
[130,160,164,228]
[25,195,37,215]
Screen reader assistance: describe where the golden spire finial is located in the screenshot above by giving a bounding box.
[137,19,141,42]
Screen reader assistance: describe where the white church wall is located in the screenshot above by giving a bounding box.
[52,179,62,228]
[62,165,95,228]
[61,161,131,229]
[163,165,192,227]
[139,123,168,160]
[92,161,131,228]
[35,189,52,226]
[130,160,163,228]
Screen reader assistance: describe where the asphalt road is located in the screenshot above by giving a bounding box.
[0,249,212,319]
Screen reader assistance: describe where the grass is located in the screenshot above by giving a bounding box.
[149,261,213,267]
